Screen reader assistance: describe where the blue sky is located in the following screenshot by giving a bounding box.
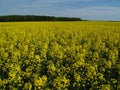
[0,0,120,20]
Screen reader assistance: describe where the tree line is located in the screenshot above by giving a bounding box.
[0,15,82,22]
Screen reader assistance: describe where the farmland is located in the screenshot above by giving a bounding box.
[0,21,120,90]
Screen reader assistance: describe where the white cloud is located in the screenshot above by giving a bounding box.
[6,6,120,20]
[45,0,94,3]
[52,6,120,20]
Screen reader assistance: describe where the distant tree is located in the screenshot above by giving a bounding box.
[0,15,82,22]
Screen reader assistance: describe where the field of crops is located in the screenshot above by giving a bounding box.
[0,21,120,90]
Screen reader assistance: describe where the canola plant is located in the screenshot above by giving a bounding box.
[0,21,120,90]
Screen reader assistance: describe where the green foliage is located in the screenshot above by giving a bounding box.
[0,15,82,22]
